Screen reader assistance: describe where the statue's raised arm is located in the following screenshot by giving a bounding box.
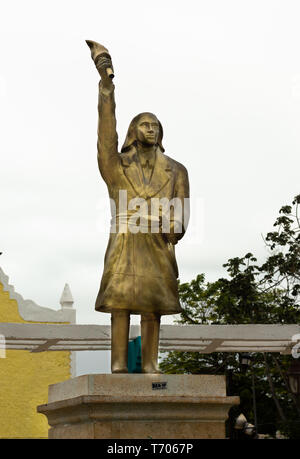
[86,40,120,185]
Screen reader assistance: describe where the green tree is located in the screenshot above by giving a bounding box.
[160,195,300,439]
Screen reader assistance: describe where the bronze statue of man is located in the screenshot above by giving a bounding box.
[87,41,190,374]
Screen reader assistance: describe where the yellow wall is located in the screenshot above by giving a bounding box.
[0,282,71,438]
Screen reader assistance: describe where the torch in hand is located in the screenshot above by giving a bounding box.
[86,40,114,80]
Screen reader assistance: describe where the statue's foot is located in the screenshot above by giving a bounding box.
[111,367,129,374]
[142,366,163,374]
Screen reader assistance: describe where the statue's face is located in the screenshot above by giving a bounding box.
[136,114,159,146]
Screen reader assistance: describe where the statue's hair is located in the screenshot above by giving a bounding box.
[121,112,165,153]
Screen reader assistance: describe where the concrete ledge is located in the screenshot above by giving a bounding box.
[38,374,239,439]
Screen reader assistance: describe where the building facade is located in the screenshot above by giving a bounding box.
[0,267,75,438]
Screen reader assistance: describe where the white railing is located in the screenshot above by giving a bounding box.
[0,323,299,355]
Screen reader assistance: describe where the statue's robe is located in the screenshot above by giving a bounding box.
[95,83,190,315]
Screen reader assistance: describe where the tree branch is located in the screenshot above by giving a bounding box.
[272,355,300,417]
[263,353,286,422]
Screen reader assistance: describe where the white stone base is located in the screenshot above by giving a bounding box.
[37,374,239,439]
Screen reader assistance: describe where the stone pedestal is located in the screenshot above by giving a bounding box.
[37,374,239,439]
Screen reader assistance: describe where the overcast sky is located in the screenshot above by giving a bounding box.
[1,1,300,373]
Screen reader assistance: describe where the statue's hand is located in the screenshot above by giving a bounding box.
[86,40,114,88]
[95,55,114,88]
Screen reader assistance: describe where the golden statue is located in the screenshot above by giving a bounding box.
[86,40,190,374]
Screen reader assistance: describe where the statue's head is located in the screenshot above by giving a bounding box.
[121,113,165,153]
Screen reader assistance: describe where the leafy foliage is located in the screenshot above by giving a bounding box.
[160,195,300,439]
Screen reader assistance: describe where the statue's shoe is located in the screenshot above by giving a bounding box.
[142,366,163,374]
[111,367,129,374]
